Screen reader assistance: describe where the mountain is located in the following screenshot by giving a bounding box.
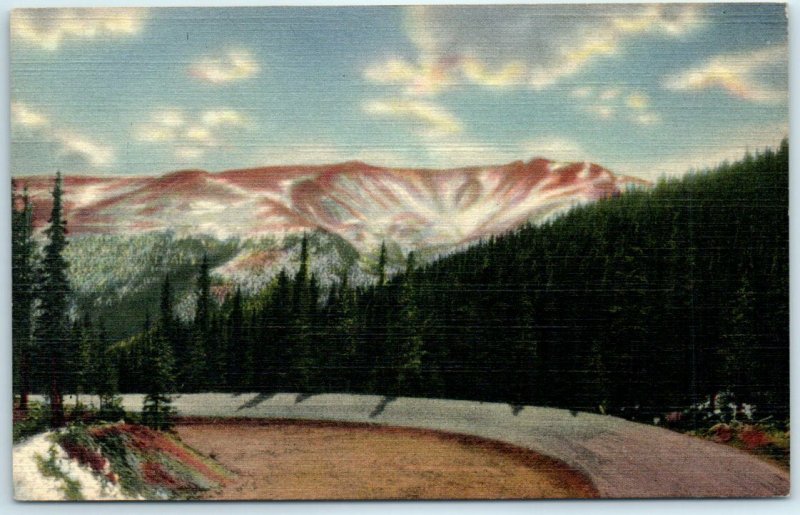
[18,158,646,253]
[16,158,647,338]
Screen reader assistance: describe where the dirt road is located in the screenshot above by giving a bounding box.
[175,421,597,499]
[48,393,791,497]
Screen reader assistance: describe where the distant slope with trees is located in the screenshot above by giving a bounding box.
[14,141,789,426]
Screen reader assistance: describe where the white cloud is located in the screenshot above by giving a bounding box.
[136,125,176,143]
[528,4,703,89]
[572,87,660,126]
[11,8,147,51]
[185,127,214,145]
[57,133,115,167]
[599,88,621,101]
[151,109,185,128]
[588,105,616,120]
[189,49,260,84]
[175,147,205,161]
[135,108,249,161]
[664,45,788,103]
[11,102,50,128]
[202,110,247,128]
[363,99,462,135]
[12,101,115,168]
[366,5,705,96]
[632,112,661,126]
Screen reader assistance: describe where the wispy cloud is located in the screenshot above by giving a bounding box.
[202,110,246,127]
[364,55,527,96]
[365,5,704,95]
[189,49,260,84]
[11,102,50,128]
[12,102,115,167]
[11,8,147,51]
[529,4,703,89]
[363,99,462,135]
[571,87,661,126]
[57,133,116,167]
[664,45,788,103]
[135,108,250,160]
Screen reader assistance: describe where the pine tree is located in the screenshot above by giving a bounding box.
[187,254,211,391]
[226,287,244,390]
[93,320,121,420]
[388,252,424,395]
[34,172,71,427]
[195,255,211,331]
[141,328,176,430]
[12,181,36,412]
[74,316,94,405]
[292,234,309,314]
[290,235,312,391]
[335,278,359,392]
[268,269,292,390]
[159,274,174,338]
[720,276,758,402]
[377,241,387,287]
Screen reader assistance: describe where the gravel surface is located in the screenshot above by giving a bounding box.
[37,393,790,498]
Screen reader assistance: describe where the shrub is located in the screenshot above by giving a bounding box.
[13,402,51,443]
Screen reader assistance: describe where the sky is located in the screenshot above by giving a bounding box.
[9,3,788,179]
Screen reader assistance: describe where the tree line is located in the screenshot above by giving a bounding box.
[13,140,789,427]
[12,173,171,428]
[115,140,788,421]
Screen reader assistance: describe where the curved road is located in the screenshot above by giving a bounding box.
[57,393,790,498]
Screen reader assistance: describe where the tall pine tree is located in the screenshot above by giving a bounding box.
[35,172,71,427]
[187,254,211,391]
[12,181,36,412]
[226,287,245,390]
[141,327,176,430]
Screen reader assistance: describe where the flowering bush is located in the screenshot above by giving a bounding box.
[660,391,757,430]
[654,391,790,468]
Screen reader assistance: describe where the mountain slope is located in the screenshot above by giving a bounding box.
[17,158,646,338]
[18,159,646,253]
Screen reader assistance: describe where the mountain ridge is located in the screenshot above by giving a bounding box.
[17,158,648,253]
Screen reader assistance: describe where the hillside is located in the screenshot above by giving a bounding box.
[404,141,789,416]
[100,142,788,424]
[18,157,643,339]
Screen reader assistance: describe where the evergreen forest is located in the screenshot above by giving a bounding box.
[12,140,789,426]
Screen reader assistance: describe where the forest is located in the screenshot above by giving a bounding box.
[12,140,789,427]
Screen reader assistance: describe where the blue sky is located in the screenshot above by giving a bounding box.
[10,3,788,179]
